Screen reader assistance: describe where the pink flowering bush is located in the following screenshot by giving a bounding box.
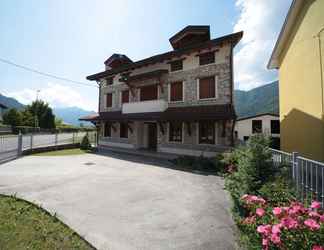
[239,195,324,250]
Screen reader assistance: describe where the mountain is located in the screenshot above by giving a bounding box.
[234,81,279,119]
[0,93,25,110]
[53,107,96,126]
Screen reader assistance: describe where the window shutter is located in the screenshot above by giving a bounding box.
[106,93,113,107]
[122,90,129,103]
[140,85,158,101]
[199,76,215,99]
[199,52,215,65]
[170,81,183,102]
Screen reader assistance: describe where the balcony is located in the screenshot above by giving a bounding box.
[122,100,168,114]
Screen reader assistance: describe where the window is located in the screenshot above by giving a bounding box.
[121,90,129,104]
[170,81,183,102]
[199,52,215,66]
[120,123,128,138]
[199,76,215,99]
[170,60,183,72]
[271,120,280,134]
[104,122,111,137]
[243,136,250,142]
[199,121,215,144]
[252,120,262,133]
[169,122,182,142]
[106,93,112,107]
[140,85,158,101]
[106,77,113,85]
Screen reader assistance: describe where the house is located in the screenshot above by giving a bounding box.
[234,113,280,149]
[268,0,324,161]
[0,103,8,122]
[83,26,243,157]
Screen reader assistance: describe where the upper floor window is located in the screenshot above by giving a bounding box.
[104,122,111,137]
[198,76,216,99]
[121,90,129,104]
[140,85,158,101]
[170,81,183,102]
[252,120,262,133]
[106,93,113,108]
[120,123,128,138]
[106,77,113,86]
[271,120,280,134]
[170,60,183,72]
[199,121,215,144]
[169,122,182,142]
[199,52,215,66]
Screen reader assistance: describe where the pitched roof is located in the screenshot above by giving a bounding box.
[85,104,236,122]
[267,0,304,69]
[87,31,243,81]
[236,113,279,121]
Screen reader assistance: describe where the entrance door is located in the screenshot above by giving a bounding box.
[148,123,157,150]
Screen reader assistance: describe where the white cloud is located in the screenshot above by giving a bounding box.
[5,83,97,111]
[233,0,291,90]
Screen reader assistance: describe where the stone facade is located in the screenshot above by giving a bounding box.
[97,43,234,156]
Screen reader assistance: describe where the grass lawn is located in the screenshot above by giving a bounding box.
[0,195,94,250]
[33,148,91,156]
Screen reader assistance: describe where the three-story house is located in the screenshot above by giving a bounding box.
[84,25,243,157]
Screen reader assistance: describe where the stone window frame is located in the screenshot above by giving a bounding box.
[196,121,218,145]
[106,93,113,108]
[196,75,218,101]
[167,122,184,144]
[198,51,216,66]
[168,81,185,103]
[120,89,130,106]
[169,59,183,72]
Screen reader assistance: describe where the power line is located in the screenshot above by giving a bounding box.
[0,57,97,88]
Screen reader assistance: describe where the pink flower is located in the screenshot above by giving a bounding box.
[311,201,321,209]
[312,245,324,250]
[256,208,265,217]
[273,207,282,217]
[309,211,320,218]
[281,217,298,229]
[289,203,306,215]
[243,215,256,225]
[304,219,320,231]
[257,225,272,236]
[270,233,281,245]
[320,215,324,223]
[242,194,249,200]
[262,238,269,249]
[272,224,282,234]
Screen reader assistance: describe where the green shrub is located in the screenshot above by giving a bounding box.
[225,135,275,212]
[80,135,91,150]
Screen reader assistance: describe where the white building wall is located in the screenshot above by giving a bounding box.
[235,115,280,140]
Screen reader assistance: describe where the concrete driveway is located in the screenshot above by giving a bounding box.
[0,153,237,250]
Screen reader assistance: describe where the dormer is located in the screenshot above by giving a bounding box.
[104,54,133,70]
[169,25,210,50]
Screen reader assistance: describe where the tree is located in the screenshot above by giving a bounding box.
[3,108,23,127]
[25,100,56,129]
[21,110,35,127]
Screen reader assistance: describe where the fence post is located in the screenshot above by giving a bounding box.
[30,133,33,151]
[55,132,58,146]
[72,132,75,144]
[17,132,23,156]
[292,152,299,198]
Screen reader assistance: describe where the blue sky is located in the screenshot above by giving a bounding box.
[0,0,291,111]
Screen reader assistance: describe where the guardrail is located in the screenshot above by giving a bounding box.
[270,148,324,207]
[0,131,97,164]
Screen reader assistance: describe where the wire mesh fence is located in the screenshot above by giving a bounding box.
[270,148,324,208]
[0,131,96,163]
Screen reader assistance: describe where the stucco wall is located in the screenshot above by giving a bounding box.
[235,115,280,140]
[278,0,324,161]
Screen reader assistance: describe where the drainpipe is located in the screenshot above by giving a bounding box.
[229,42,236,147]
[96,80,101,145]
[315,27,324,120]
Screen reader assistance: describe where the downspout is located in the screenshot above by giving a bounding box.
[96,80,101,146]
[230,42,236,147]
[315,27,324,120]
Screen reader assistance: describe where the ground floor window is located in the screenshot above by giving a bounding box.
[199,121,215,144]
[120,122,128,138]
[104,122,111,137]
[169,122,182,142]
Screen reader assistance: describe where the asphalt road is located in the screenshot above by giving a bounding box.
[0,153,237,250]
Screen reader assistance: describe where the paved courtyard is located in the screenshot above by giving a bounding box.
[0,152,237,250]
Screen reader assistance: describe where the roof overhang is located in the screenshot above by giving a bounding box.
[237,113,279,122]
[267,0,304,69]
[87,31,243,81]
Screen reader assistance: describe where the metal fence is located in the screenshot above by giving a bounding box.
[270,148,324,207]
[0,131,97,164]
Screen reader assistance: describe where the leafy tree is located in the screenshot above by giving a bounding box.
[3,108,23,127]
[25,100,56,129]
[21,110,35,127]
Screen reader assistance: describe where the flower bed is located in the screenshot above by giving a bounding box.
[223,135,324,249]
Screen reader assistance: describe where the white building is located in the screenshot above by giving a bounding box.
[234,113,280,149]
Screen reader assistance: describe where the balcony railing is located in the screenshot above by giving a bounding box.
[122,99,168,114]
